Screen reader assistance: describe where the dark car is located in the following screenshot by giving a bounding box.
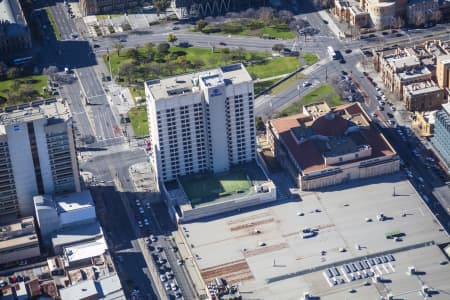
[178,41,191,48]
[396,33,403,37]
[93,44,100,48]
[369,33,376,38]
[341,70,348,75]
[340,59,346,64]
[344,49,352,54]
[382,31,389,35]
[219,42,227,46]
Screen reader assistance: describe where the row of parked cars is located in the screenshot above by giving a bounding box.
[146,235,183,299]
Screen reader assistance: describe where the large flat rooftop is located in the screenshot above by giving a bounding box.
[145,63,252,100]
[181,173,450,299]
[0,99,70,129]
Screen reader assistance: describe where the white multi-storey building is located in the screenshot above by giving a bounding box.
[145,64,256,183]
[0,99,80,218]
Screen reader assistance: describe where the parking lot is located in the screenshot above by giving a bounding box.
[181,173,449,299]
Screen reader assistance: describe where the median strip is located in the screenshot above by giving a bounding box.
[45,7,61,40]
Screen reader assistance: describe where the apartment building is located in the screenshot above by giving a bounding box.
[432,103,450,167]
[374,40,450,111]
[403,81,445,111]
[0,217,40,265]
[333,0,370,27]
[79,0,138,16]
[0,0,32,56]
[145,64,255,183]
[266,102,399,190]
[412,110,436,137]
[0,99,80,218]
[436,54,450,89]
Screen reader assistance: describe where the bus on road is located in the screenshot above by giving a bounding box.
[327,46,336,60]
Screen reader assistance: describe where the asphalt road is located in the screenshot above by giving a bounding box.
[35,1,450,298]
[81,149,158,299]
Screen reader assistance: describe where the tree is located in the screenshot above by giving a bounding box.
[167,33,177,43]
[0,61,7,79]
[118,62,135,83]
[196,20,207,31]
[113,42,124,56]
[431,10,442,23]
[257,7,274,25]
[176,56,190,72]
[42,66,58,77]
[272,43,285,52]
[145,42,155,53]
[157,42,170,54]
[153,0,170,17]
[125,48,139,60]
[191,58,204,69]
[7,67,20,80]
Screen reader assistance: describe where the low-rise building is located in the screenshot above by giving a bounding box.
[333,0,370,27]
[412,110,436,137]
[403,81,446,111]
[0,0,32,56]
[406,0,440,26]
[266,102,399,190]
[33,190,104,255]
[0,217,40,265]
[59,274,125,300]
[374,40,450,112]
[79,0,138,16]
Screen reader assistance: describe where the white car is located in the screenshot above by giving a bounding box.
[139,207,145,214]
[159,274,167,282]
[388,120,396,126]
[302,81,311,87]
[170,282,178,291]
[144,218,149,226]
[150,235,157,242]
[137,221,143,228]
[164,283,170,290]
[135,199,141,206]
[371,112,377,118]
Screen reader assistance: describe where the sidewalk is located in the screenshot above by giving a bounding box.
[318,10,343,39]
[171,229,208,299]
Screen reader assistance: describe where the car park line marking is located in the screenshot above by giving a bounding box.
[376,265,383,275]
[388,263,395,272]
[382,264,390,273]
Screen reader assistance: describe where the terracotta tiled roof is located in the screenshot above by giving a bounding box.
[270,103,395,174]
[311,113,349,136]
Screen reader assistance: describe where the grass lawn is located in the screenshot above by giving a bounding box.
[271,73,304,95]
[0,75,48,105]
[254,79,278,95]
[96,14,122,20]
[275,84,341,118]
[45,7,61,40]
[242,26,295,39]
[105,46,270,80]
[303,53,319,65]
[247,57,300,79]
[129,86,145,104]
[127,106,148,137]
[181,171,252,205]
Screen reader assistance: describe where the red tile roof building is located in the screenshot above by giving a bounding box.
[267,102,400,190]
